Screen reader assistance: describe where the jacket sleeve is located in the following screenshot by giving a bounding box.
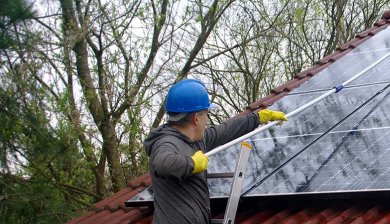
[204,112,260,151]
[150,142,194,180]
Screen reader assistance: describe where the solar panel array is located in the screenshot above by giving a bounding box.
[126,26,390,205]
[207,26,390,198]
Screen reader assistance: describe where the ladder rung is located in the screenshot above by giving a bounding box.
[207,172,234,179]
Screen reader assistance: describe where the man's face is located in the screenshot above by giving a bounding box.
[195,110,208,140]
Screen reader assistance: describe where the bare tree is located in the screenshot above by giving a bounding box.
[19,0,240,195]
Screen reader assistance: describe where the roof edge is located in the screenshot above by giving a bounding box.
[381,10,390,19]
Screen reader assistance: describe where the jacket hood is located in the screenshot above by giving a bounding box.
[144,124,191,156]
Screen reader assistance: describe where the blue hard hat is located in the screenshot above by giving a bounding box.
[166,79,218,113]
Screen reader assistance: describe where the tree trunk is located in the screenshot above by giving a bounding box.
[100,120,124,191]
[60,0,125,192]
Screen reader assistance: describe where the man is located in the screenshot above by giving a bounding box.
[144,79,287,224]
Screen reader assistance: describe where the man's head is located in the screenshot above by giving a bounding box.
[167,110,208,140]
[165,79,217,140]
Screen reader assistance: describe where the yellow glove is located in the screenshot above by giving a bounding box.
[258,109,287,124]
[191,151,208,175]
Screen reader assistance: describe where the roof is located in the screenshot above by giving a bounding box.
[67,10,390,224]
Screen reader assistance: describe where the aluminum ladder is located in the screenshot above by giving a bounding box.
[211,141,253,224]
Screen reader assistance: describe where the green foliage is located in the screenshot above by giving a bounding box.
[294,7,304,28]
[0,175,84,224]
[0,89,23,168]
[0,0,34,22]
[0,0,35,49]
[0,87,94,223]
[120,104,148,180]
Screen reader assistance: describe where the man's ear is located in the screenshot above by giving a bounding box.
[192,112,199,125]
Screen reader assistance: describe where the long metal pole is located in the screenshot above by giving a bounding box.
[206,51,390,157]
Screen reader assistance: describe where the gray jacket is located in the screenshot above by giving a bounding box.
[144,113,260,224]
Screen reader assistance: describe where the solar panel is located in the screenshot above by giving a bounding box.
[244,85,390,196]
[207,27,390,198]
[126,26,390,206]
[207,83,390,197]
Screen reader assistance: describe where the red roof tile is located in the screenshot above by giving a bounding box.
[375,214,390,224]
[66,10,390,224]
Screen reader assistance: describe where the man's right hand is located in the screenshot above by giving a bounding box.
[191,151,208,174]
[258,109,287,124]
